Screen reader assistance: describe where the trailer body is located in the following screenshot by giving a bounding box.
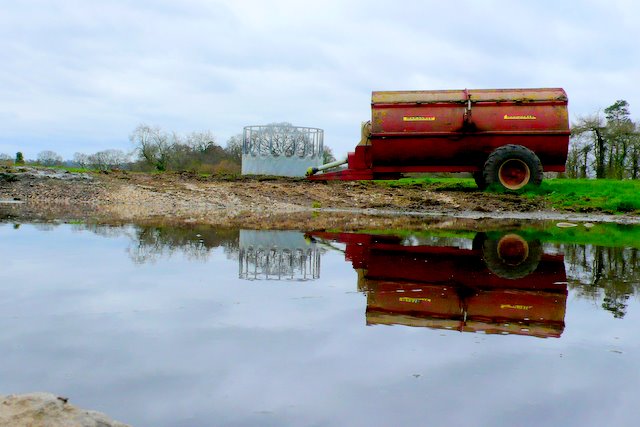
[308,88,570,189]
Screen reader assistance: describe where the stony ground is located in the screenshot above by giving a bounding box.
[0,393,129,427]
[1,166,637,229]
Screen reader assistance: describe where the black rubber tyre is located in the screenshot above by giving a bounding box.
[482,233,542,279]
[483,145,543,191]
[473,172,487,190]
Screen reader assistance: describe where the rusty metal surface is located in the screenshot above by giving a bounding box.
[373,89,467,104]
[372,88,568,105]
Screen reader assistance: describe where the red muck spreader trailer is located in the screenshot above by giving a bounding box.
[307,88,570,190]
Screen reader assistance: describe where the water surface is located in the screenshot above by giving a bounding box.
[1,222,639,426]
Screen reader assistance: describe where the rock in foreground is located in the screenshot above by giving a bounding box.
[0,393,130,427]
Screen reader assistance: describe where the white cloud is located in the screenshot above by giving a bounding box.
[1,0,639,160]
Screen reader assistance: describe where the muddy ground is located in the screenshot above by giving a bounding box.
[1,167,638,230]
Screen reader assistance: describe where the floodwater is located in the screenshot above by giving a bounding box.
[1,222,639,427]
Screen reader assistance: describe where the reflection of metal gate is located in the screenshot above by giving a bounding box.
[238,230,321,281]
[242,124,323,177]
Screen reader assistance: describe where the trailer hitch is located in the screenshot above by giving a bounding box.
[306,157,348,176]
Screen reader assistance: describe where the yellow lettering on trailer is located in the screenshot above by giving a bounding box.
[503,114,537,120]
[403,116,436,122]
[399,297,432,304]
[500,304,534,310]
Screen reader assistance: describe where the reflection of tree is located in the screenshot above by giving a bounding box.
[565,244,639,318]
[32,223,58,232]
[74,223,135,239]
[72,223,240,264]
[127,226,240,264]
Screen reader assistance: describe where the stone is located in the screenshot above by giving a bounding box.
[0,392,130,427]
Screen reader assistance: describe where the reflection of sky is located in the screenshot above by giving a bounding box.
[0,224,639,427]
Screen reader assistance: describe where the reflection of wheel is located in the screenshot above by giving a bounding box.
[483,145,543,191]
[481,233,542,279]
[472,232,487,251]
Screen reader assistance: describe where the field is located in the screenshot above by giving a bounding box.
[1,166,639,229]
[385,177,640,215]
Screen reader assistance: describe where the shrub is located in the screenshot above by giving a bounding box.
[211,160,240,175]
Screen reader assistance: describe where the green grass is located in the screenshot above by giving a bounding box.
[379,177,477,191]
[57,166,94,173]
[521,179,640,214]
[519,222,640,249]
[376,177,640,214]
[65,219,86,225]
[23,165,95,173]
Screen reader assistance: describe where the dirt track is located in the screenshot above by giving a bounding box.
[1,167,638,229]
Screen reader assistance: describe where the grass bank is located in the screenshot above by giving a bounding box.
[523,179,640,214]
[381,177,640,215]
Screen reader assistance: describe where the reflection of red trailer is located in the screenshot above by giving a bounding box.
[309,232,567,338]
[308,88,570,190]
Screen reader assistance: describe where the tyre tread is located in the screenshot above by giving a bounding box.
[482,144,543,190]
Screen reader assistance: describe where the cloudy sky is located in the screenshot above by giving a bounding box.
[1,0,639,161]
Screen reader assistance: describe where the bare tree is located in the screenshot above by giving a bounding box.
[184,130,217,153]
[108,149,129,169]
[225,134,243,163]
[572,114,606,178]
[37,150,63,167]
[74,152,89,169]
[168,131,219,170]
[88,149,129,170]
[323,146,336,163]
[566,132,592,178]
[130,124,174,171]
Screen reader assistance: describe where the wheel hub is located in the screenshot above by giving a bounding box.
[496,234,529,266]
[498,159,530,190]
